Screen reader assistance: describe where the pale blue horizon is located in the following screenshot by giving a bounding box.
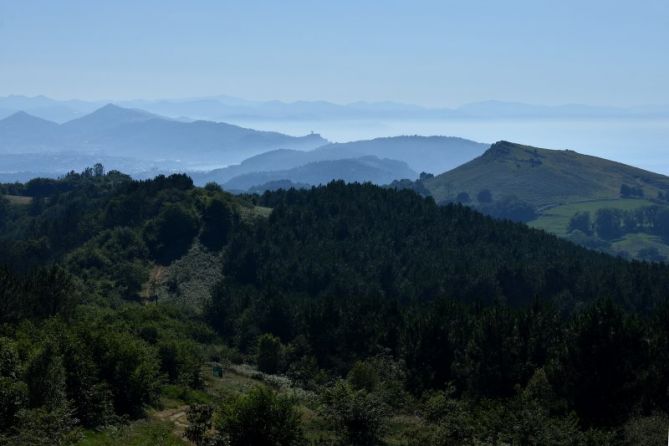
[1,0,668,107]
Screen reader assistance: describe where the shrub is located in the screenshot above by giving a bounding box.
[455,192,471,204]
[347,361,379,392]
[256,333,284,375]
[322,380,388,446]
[200,198,234,250]
[184,404,214,446]
[477,189,493,203]
[568,212,592,235]
[143,204,199,263]
[217,386,305,446]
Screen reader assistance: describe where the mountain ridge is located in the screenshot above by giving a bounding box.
[3,95,669,123]
[216,156,417,191]
[425,140,669,207]
[0,104,328,167]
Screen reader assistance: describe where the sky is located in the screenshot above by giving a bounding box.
[0,0,668,107]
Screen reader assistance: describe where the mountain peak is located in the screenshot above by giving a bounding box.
[61,103,162,133]
[428,141,669,208]
[0,110,58,128]
[483,140,538,159]
[87,103,156,119]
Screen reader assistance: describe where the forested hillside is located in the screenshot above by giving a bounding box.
[1,171,669,444]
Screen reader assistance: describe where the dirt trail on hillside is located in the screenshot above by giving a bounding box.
[152,405,189,441]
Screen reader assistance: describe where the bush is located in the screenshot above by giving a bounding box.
[347,361,379,392]
[477,189,493,203]
[568,212,592,235]
[94,331,161,417]
[5,405,81,446]
[200,198,234,251]
[0,377,28,433]
[184,404,214,446]
[594,208,623,240]
[482,195,537,222]
[455,192,471,204]
[322,380,388,446]
[158,339,204,388]
[143,204,199,263]
[217,386,305,446]
[623,414,669,445]
[256,333,284,375]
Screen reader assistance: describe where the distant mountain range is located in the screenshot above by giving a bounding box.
[0,103,488,191]
[0,104,327,171]
[193,136,488,186]
[2,95,668,124]
[209,156,417,191]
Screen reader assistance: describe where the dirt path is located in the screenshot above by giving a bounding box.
[152,405,190,441]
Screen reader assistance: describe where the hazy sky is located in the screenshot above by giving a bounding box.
[1,0,667,106]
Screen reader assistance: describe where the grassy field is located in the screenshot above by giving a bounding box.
[529,198,656,237]
[2,194,32,205]
[77,420,187,446]
[528,198,669,259]
[611,233,669,259]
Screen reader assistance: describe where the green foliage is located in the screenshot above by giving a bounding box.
[0,378,28,433]
[552,300,646,426]
[76,420,185,446]
[218,386,305,446]
[620,183,643,198]
[346,355,409,410]
[184,404,214,446]
[200,197,234,251]
[67,227,150,300]
[595,208,623,240]
[322,380,388,446]
[656,207,669,240]
[256,333,285,375]
[0,196,9,230]
[481,195,537,222]
[25,343,67,410]
[5,172,669,441]
[2,405,81,446]
[347,361,379,393]
[568,211,592,235]
[158,339,204,388]
[143,203,199,263]
[623,414,669,445]
[455,191,471,203]
[0,266,78,324]
[477,189,492,203]
[93,330,161,417]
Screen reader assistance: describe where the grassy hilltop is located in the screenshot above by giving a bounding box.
[424,141,669,260]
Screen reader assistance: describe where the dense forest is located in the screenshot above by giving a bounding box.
[1,168,669,445]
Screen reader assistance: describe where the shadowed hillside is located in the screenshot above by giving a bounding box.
[221,156,416,191]
[194,135,488,186]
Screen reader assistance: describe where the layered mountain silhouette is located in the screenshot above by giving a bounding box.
[3,95,668,123]
[217,156,417,192]
[0,104,327,168]
[195,136,488,185]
